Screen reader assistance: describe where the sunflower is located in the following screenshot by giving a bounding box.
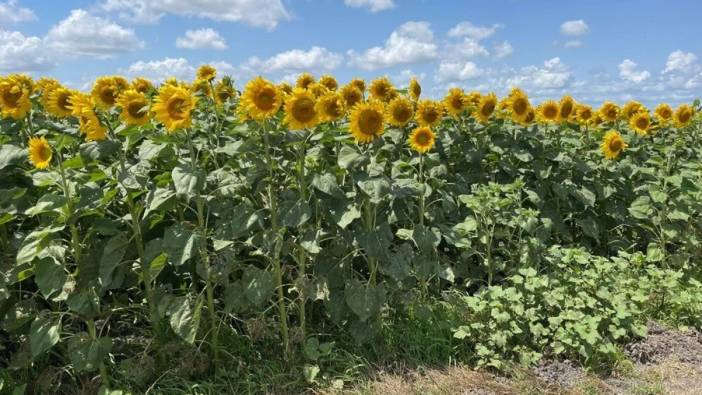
[673,104,694,128]
[558,95,576,122]
[0,75,33,119]
[308,83,329,98]
[522,107,536,125]
[283,88,319,130]
[629,111,651,136]
[35,77,59,94]
[473,93,497,123]
[349,78,366,93]
[622,101,645,120]
[443,88,467,118]
[408,126,435,153]
[296,73,316,89]
[536,100,560,124]
[408,77,421,101]
[191,79,213,98]
[197,64,217,82]
[91,77,123,109]
[348,101,385,143]
[131,77,153,94]
[278,82,293,96]
[654,103,673,125]
[240,77,282,121]
[117,90,151,126]
[369,77,395,102]
[28,137,52,169]
[465,91,481,108]
[70,93,107,140]
[598,101,619,123]
[152,84,197,132]
[575,104,595,126]
[316,91,345,122]
[341,84,363,108]
[113,76,129,91]
[415,99,444,127]
[601,130,627,160]
[318,74,338,91]
[45,87,76,118]
[507,88,530,124]
[387,96,414,127]
[215,77,237,105]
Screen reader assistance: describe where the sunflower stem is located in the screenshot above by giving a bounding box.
[296,132,309,342]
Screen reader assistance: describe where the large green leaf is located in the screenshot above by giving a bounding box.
[168,295,203,344]
[99,234,129,289]
[242,266,276,306]
[0,144,25,170]
[67,333,112,372]
[344,280,385,322]
[162,224,199,266]
[30,314,61,358]
[172,164,205,200]
[35,257,66,300]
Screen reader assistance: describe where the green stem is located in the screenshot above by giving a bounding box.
[87,319,110,388]
[418,153,425,227]
[262,123,290,360]
[364,198,377,286]
[296,134,308,341]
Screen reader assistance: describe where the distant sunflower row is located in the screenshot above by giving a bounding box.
[0,64,698,169]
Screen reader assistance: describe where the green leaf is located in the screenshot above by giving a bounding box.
[168,295,203,344]
[66,289,100,318]
[24,194,67,216]
[162,224,199,266]
[281,199,311,228]
[303,364,320,383]
[344,280,385,322]
[628,196,652,220]
[335,204,361,229]
[0,144,25,170]
[16,226,65,265]
[242,266,276,306]
[646,243,664,262]
[143,187,176,218]
[79,140,121,161]
[67,333,112,372]
[172,164,205,200]
[99,234,128,289]
[312,173,343,197]
[337,146,367,169]
[30,314,61,358]
[138,140,167,161]
[35,257,66,300]
[358,178,390,203]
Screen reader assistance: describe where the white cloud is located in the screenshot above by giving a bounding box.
[564,40,583,49]
[0,30,53,72]
[45,9,143,58]
[448,21,500,40]
[243,46,342,74]
[344,0,394,12]
[663,50,698,74]
[348,21,438,70]
[507,57,571,90]
[618,59,650,83]
[391,69,425,87]
[493,41,513,59]
[435,61,481,83]
[124,57,196,81]
[101,0,290,30]
[450,38,489,59]
[176,28,228,50]
[560,20,588,36]
[0,0,35,26]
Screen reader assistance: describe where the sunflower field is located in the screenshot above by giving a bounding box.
[0,66,701,393]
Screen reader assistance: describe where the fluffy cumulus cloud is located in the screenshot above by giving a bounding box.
[448,21,500,40]
[45,9,143,58]
[663,50,698,74]
[618,59,651,83]
[0,30,54,72]
[344,0,394,13]
[560,20,589,36]
[493,41,513,59]
[506,57,571,91]
[435,61,481,83]
[243,46,343,74]
[101,0,290,30]
[176,28,228,50]
[124,57,196,81]
[347,21,438,70]
[0,0,35,26]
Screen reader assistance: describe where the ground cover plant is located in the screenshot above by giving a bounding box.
[0,68,700,393]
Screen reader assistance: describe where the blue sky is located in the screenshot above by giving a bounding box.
[1,0,701,105]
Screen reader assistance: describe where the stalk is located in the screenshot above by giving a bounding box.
[418,153,425,227]
[261,123,290,360]
[296,133,309,341]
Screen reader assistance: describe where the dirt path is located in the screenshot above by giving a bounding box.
[329,323,702,395]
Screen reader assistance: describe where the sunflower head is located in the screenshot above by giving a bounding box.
[215,77,237,105]
[575,104,594,126]
[240,77,282,121]
[387,96,414,127]
[369,77,395,102]
[408,77,421,101]
[318,74,338,91]
[308,83,330,98]
[131,77,154,94]
[117,90,151,126]
[508,89,530,123]
[673,104,694,128]
[28,136,52,170]
[296,73,316,90]
[45,87,76,118]
[282,88,320,130]
[522,107,536,125]
[622,100,645,120]
[0,75,33,119]
[558,95,576,121]
[654,103,673,124]
[197,64,217,82]
[536,100,560,124]
[443,88,467,118]
[91,76,124,109]
[341,84,363,108]
[277,82,293,96]
[348,100,386,143]
[35,77,59,95]
[629,111,651,136]
[599,101,620,122]
[465,91,481,108]
[152,84,198,132]
[601,130,627,160]
[317,91,345,122]
[349,78,366,93]
[416,99,444,127]
[474,93,497,123]
[408,126,436,154]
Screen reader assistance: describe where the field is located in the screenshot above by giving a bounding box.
[0,68,701,394]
